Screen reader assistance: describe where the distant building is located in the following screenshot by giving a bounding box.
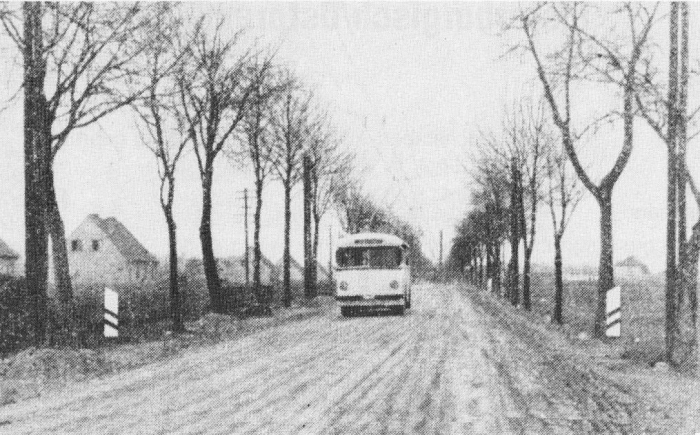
[219,250,277,286]
[563,265,597,282]
[615,256,650,279]
[68,214,158,286]
[0,237,19,276]
[316,263,332,283]
[185,250,277,286]
[276,256,304,284]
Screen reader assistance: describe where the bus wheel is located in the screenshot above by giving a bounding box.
[341,307,353,317]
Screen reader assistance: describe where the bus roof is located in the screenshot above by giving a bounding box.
[337,232,408,249]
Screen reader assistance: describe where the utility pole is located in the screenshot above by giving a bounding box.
[439,230,444,282]
[243,189,250,288]
[329,224,333,282]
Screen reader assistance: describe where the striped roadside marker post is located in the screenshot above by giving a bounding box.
[104,287,119,338]
[605,286,621,338]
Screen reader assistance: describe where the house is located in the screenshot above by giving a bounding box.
[276,256,304,284]
[184,250,277,286]
[276,257,332,284]
[67,214,158,286]
[0,237,19,276]
[563,265,597,282]
[219,250,277,286]
[316,263,332,284]
[615,256,650,279]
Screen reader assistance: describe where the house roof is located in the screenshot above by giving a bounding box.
[277,256,304,273]
[244,248,276,271]
[316,263,331,280]
[0,238,18,260]
[89,214,157,263]
[185,251,277,285]
[277,257,331,280]
[615,256,650,274]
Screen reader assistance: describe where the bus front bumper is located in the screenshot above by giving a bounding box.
[335,294,404,307]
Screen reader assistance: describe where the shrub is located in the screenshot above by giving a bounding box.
[1,275,263,354]
[0,276,32,355]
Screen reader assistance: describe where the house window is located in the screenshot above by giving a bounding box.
[92,240,100,251]
[71,240,82,252]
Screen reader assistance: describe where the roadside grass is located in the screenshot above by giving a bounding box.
[466,285,698,434]
[526,273,666,366]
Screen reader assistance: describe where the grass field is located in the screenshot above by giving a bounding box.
[526,273,666,366]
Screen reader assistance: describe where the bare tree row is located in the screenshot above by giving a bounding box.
[453,2,700,371]
[2,3,355,342]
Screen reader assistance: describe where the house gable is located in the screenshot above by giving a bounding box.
[67,214,158,286]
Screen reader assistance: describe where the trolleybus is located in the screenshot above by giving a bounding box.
[334,232,411,316]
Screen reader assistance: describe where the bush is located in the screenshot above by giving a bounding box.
[0,275,265,355]
[0,276,32,355]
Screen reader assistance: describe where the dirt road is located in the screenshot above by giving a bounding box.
[0,283,662,434]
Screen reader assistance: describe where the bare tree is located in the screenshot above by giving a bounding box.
[177,21,261,313]
[2,3,161,342]
[131,9,190,332]
[635,2,700,365]
[518,2,657,337]
[475,100,548,309]
[307,123,353,291]
[233,59,279,307]
[545,143,584,325]
[2,3,162,335]
[271,77,312,307]
[471,154,509,296]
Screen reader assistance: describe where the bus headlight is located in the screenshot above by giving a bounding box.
[390,280,399,289]
[339,281,349,291]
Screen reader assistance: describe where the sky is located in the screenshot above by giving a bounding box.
[0,2,697,274]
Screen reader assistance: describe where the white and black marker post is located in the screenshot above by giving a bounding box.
[104,287,119,338]
[605,286,621,338]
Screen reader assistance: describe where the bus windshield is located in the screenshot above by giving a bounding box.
[336,247,403,269]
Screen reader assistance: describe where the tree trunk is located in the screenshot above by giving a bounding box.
[23,2,49,346]
[523,174,537,311]
[486,243,493,289]
[253,178,263,305]
[666,0,680,362]
[200,168,223,313]
[553,233,564,325]
[510,160,520,307]
[46,167,74,343]
[494,242,501,296]
[594,192,614,338]
[46,169,72,305]
[667,140,678,358]
[282,182,292,307]
[165,206,183,332]
[523,246,532,310]
[477,248,481,285]
[303,154,315,299]
[313,212,320,289]
[676,220,699,367]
